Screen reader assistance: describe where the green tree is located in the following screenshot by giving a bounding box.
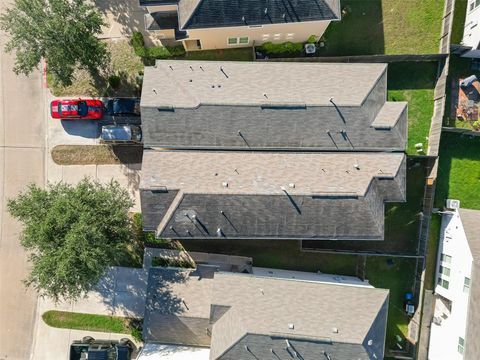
[0,0,109,86]
[8,178,134,302]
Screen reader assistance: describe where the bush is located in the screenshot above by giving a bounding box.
[259,41,303,56]
[130,31,185,59]
[306,35,317,44]
[108,74,121,89]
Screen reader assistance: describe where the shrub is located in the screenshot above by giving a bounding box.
[108,74,121,89]
[306,35,317,44]
[473,120,480,130]
[130,31,185,59]
[259,41,303,56]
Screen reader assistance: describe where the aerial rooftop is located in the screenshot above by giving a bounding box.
[141,61,387,108]
[144,267,389,360]
[140,61,407,151]
[141,150,404,196]
[140,150,406,240]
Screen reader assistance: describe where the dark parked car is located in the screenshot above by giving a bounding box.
[106,98,140,116]
[70,337,135,360]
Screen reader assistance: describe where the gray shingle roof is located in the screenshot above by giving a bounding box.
[177,0,341,30]
[140,150,406,240]
[211,272,389,360]
[141,61,386,108]
[143,267,389,360]
[140,61,407,151]
[459,208,480,360]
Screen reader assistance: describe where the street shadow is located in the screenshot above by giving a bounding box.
[61,120,100,138]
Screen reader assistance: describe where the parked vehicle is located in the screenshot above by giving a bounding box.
[69,337,135,360]
[106,98,140,116]
[50,99,104,120]
[101,125,142,143]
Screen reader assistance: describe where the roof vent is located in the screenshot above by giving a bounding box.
[288,323,294,330]
[216,228,224,237]
[368,339,373,346]
[288,183,295,189]
[332,327,339,333]
[222,181,228,188]
[354,163,360,170]
[264,7,268,14]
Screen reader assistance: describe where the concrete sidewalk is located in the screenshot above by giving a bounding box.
[31,266,147,359]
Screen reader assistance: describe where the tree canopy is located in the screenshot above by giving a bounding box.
[0,0,109,86]
[8,178,134,302]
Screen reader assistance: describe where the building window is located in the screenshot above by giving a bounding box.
[438,277,449,289]
[439,265,451,277]
[472,0,480,11]
[239,37,249,44]
[273,33,281,40]
[441,254,452,264]
[458,337,465,355]
[286,33,294,40]
[464,277,471,293]
[262,34,270,40]
[228,37,238,45]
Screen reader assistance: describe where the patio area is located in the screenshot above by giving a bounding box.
[452,77,480,128]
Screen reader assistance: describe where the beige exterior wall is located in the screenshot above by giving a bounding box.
[144,4,178,13]
[183,20,331,51]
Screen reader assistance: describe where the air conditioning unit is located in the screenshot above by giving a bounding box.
[446,199,460,210]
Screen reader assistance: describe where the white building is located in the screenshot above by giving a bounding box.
[458,0,480,58]
[428,203,480,360]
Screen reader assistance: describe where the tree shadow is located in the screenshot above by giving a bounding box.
[93,0,146,38]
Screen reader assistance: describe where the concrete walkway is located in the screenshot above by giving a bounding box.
[31,266,147,359]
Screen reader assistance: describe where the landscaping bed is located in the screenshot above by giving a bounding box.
[425,214,441,291]
[435,131,480,209]
[51,145,143,165]
[319,0,443,55]
[42,310,142,341]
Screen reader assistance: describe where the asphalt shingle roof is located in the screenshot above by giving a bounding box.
[177,0,341,29]
[141,61,407,151]
[140,150,406,240]
[143,268,389,360]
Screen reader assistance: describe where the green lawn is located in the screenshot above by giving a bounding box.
[425,214,441,291]
[435,132,480,209]
[181,239,358,276]
[42,310,142,341]
[387,62,438,154]
[303,157,428,254]
[451,0,468,45]
[320,0,443,55]
[366,257,416,349]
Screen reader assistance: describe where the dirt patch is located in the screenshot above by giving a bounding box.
[52,145,143,165]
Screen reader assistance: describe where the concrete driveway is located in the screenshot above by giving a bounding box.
[46,94,142,211]
[0,1,46,358]
[31,266,147,360]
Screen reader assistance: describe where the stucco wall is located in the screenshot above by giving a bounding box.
[183,20,331,50]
